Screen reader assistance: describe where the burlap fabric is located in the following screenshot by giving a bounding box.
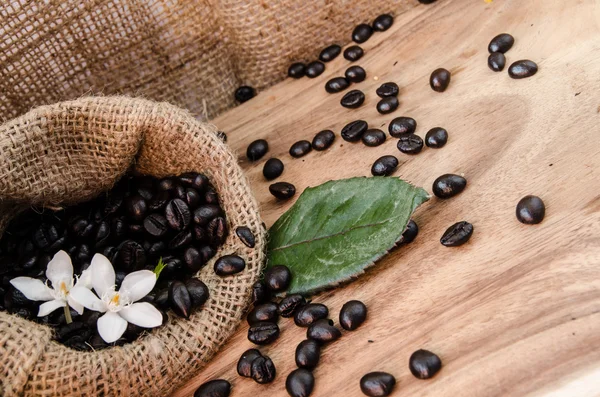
[0,96,265,396]
[0,0,414,121]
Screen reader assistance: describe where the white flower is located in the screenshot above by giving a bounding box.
[10,250,92,317]
[70,253,163,343]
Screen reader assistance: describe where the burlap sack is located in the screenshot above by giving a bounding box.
[0,96,265,396]
[0,0,414,121]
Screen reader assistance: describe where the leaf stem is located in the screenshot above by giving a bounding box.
[64,305,72,324]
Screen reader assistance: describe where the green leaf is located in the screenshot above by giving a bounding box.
[153,257,167,279]
[267,177,429,295]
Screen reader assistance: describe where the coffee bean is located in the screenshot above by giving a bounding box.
[104,190,124,215]
[125,195,148,221]
[409,349,442,379]
[430,68,451,92]
[432,174,467,198]
[251,281,271,305]
[183,247,204,272]
[159,256,182,277]
[488,52,506,72]
[216,131,227,142]
[169,280,192,318]
[400,220,419,244]
[344,45,364,61]
[165,199,191,231]
[235,86,255,103]
[247,302,279,325]
[294,303,329,327]
[425,127,448,148]
[114,240,146,271]
[251,355,276,384]
[184,279,209,308]
[418,0,437,3]
[148,241,166,258]
[288,62,306,78]
[341,90,365,108]
[111,217,127,240]
[319,44,342,62]
[372,14,394,31]
[193,223,206,241]
[290,140,312,158]
[148,191,169,211]
[360,372,396,397]
[388,116,416,137]
[339,300,367,330]
[278,294,306,318]
[173,185,187,200]
[235,226,256,248]
[248,321,280,345]
[286,368,315,397]
[362,129,387,147]
[307,319,341,343]
[269,182,296,200]
[488,33,514,53]
[508,60,538,79]
[352,23,373,43]
[325,77,350,93]
[214,255,245,276]
[371,155,399,177]
[204,188,220,205]
[184,188,202,209]
[264,264,292,292]
[263,158,284,180]
[207,216,228,246]
[312,130,335,151]
[376,97,399,114]
[397,134,423,154]
[305,61,325,78]
[143,214,169,238]
[440,221,473,247]
[295,339,321,370]
[167,230,192,250]
[246,139,269,161]
[345,66,366,83]
[237,348,262,377]
[193,205,222,226]
[516,195,545,224]
[193,379,231,397]
[341,120,368,142]
[376,82,399,98]
[179,173,209,191]
[136,186,154,201]
[33,223,59,250]
[158,177,176,191]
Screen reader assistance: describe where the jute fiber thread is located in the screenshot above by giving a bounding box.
[0,96,265,396]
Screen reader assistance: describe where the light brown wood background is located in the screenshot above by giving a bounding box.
[175,0,600,395]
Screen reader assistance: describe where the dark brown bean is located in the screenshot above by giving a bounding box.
[216,130,227,142]
[341,89,365,108]
[193,379,231,397]
[114,240,146,271]
[286,368,315,397]
[388,116,416,137]
[516,195,545,224]
[372,14,394,31]
[376,97,399,114]
[214,255,245,276]
[362,129,387,147]
[247,139,269,161]
[263,158,284,180]
[360,372,396,397]
[184,278,209,308]
[397,134,423,154]
[307,319,341,343]
[305,61,325,78]
[264,264,292,292]
[425,127,448,148]
[247,302,279,325]
[125,195,148,222]
[488,52,506,72]
[168,230,193,249]
[312,130,336,151]
[251,355,276,384]
[295,339,321,369]
[432,174,467,198]
[345,66,366,83]
[352,23,373,43]
[325,77,350,93]
[376,82,399,98]
[269,182,296,200]
[488,33,514,53]
[344,45,364,61]
[371,155,399,176]
[237,349,262,378]
[294,303,329,327]
[399,219,419,245]
[165,198,191,231]
[183,247,203,272]
[235,226,256,248]
[235,86,255,103]
[341,120,368,142]
[440,221,473,247]
[290,140,312,158]
[288,62,306,78]
[251,281,271,305]
[339,300,367,330]
[319,44,342,62]
[248,321,280,345]
[508,60,538,79]
[418,0,437,4]
[193,205,222,226]
[169,281,192,318]
[430,68,451,92]
[207,216,228,246]
[179,173,209,191]
[409,349,442,379]
[278,294,306,318]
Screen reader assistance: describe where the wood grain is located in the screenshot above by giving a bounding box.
[175,0,600,395]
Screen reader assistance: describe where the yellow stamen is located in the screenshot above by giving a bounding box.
[111,294,120,305]
[60,281,68,294]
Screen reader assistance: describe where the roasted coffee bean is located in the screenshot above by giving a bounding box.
[216,130,227,142]
[388,116,416,137]
[247,139,269,161]
[373,14,394,31]
[400,219,419,244]
[288,62,306,78]
[290,140,312,158]
[192,225,207,242]
[376,97,399,114]
[237,348,262,377]
[294,303,329,327]
[93,221,110,248]
[341,120,368,142]
[319,44,342,62]
[235,85,255,103]
[185,188,202,208]
[307,319,341,343]
[269,182,296,200]
[47,235,66,253]
[22,255,39,270]
[115,240,146,271]
[158,177,176,191]
[278,294,306,317]
[247,302,279,325]
[286,368,315,397]
[419,0,437,3]
[341,89,365,108]
[376,82,399,98]
[207,217,228,246]
[252,281,270,305]
[148,241,166,258]
[352,23,373,43]
[235,226,256,248]
[251,355,276,384]
[312,130,335,151]
[136,186,154,201]
[185,278,210,308]
[33,223,59,250]
[193,379,231,397]
[339,300,367,330]
[104,190,124,215]
[362,129,387,147]
[179,173,209,191]
[173,185,187,200]
[371,155,399,177]
[37,253,52,268]
[264,264,292,292]
[143,214,169,237]
[248,321,280,345]
[325,77,350,93]
[168,230,193,249]
[160,256,183,277]
[430,68,451,92]
[488,33,514,53]
[488,52,506,72]
[193,205,222,226]
[125,195,148,221]
[200,245,216,263]
[183,247,204,272]
[516,195,545,224]
[440,221,473,247]
[295,339,321,369]
[165,199,191,231]
[397,134,423,154]
[214,255,245,276]
[305,61,325,78]
[344,45,364,61]
[508,60,538,79]
[148,191,169,211]
[432,174,467,198]
[204,188,220,205]
[56,321,87,342]
[263,158,284,180]
[425,127,448,148]
[360,372,396,397]
[169,280,192,318]
[345,66,366,83]
[409,349,442,379]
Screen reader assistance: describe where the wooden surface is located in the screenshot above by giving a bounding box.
[175,0,600,395]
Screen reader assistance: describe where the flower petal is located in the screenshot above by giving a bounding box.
[119,302,163,328]
[37,299,66,317]
[119,270,156,302]
[10,277,53,301]
[91,254,115,297]
[67,295,84,315]
[97,311,128,343]
[75,267,93,290]
[46,250,73,290]
[69,286,107,312]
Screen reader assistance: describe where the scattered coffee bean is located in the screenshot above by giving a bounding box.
[319,44,342,62]
[388,116,416,137]
[184,278,209,307]
[362,129,387,147]
[325,77,350,93]
[376,82,399,98]
[397,134,423,154]
[508,60,538,79]
[400,220,419,244]
[339,300,367,330]
[278,294,306,317]
[290,140,313,158]
[432,174,467,198]
[286,368,315,397]
[251,281,271,305]
[353,23,373,43]
[125,195,148,221]
[312,130,336,151]
[419,0,437,3]
[371,155,399,176]
[214,255,245,276]
[294,303,329,327]
[193,379,231,397]
[235,86,255,103]
[488,52,506,72]
[264,264,292,292]
[269,182,296,200]
[372,14,394,32]
[216,130,227,142]
[307,319,341,343]
[248,321,280,345]
[488,33,515,53]
[376,97,399,114]
[247,302,279,325]
[409,349,442,379]
[345,66,367,83]
[263,158,284,181]
[360,372,396,397]
[295,339,321,369]
[425,127,448,148]
[251,355,276,384]
[247,139,269,161]
[440,221,473,247]
[305,61,325,78]
[341,89,365,109]
[344,45,364,61]
[341,120,368,142]
[516,195,545,224]
[430,68,451,92]
[237,348,262,378]
[235,226,256,248]
[288,63,306,78]
[169,281,192,318]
